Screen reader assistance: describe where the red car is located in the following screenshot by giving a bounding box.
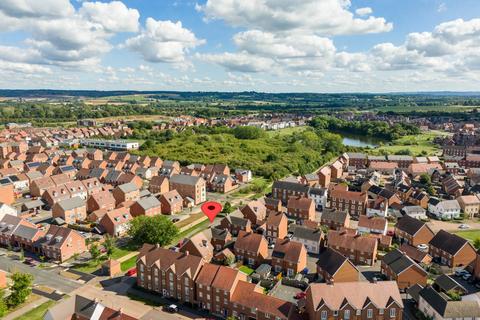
[294,292,306,299]
[126,268,137,276]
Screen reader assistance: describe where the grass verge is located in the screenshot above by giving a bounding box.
[13,300,56,320]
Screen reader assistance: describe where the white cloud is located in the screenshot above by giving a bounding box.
[355,7,372,16]
[198,0,392,35]
[0,0,74,18]
[79,1,140,33]
[437,2,447,13]
[125,18,205,63]
[197,52,275,72]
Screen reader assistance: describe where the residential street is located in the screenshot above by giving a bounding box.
[0,255,82,294]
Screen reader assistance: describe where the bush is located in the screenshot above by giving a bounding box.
[233,126,266,140]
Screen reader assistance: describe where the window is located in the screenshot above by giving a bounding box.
[184,277,189,285]
[321,310,328,320]
[199,292,203,298]
[390,308,396,318]
[379,309,384,315]
[367,309,373,319]
[169,273,173,281]
[344,310,350,320]
[333,310,338,316]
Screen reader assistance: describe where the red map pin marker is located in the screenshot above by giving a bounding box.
[201,201,223,223]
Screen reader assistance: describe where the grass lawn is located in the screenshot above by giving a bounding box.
[372,130,450,156]
[13,300,56,320]
[170,219,211,246]
[239,265,254,275]
[73,255,108,273]
[110,246,136,260]
[231,177,272,199]
[453,229,480,242]
[120,255,138,272]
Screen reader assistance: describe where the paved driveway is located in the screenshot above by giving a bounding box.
[0,255,81,294]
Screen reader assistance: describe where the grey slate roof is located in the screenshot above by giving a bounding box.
[292,225,322,242]
[272,180,310,194]
[136,196,161,210]
[118,182,138,193]
[434,274,467,293]
[56,196,85,211]
[316,248,354,277]
[13,224,39,240]
[429,230,470,255]
[383,249,425,275]
[395,215,428,236]
[419,286,480,317]
[170,174,202,186]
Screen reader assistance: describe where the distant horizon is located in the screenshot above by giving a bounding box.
[0,1,479,92]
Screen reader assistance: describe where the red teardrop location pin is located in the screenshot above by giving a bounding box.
[201,201,223,223]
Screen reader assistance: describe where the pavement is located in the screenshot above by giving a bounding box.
[427,218,480,232]
[0,254,82,294]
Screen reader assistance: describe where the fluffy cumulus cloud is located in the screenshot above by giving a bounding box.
[198,0,392,35]
[124,18,205,64]
[79,1,140,33]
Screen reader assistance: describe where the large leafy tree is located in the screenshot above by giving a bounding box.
[128,215,178,246]
[6,272,33,307]
[103,235,116,258]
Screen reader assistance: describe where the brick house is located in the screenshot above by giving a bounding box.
[394,215,434,247]
[264,211,288,244]
[86,190,116,213]
[317,166,331,188]
[272,180,310,205]
[286,196,315,221]
[12,224,44,253]
[428,230,477,267]
[38,225,86,262]
[234,231,268,268]
[52,197,87,224]
[240,200,267,225]
[112,182,140,205]
[159,190,183,214]
[381,249,428,290]
[99,207,132,236]
[358,216,388,235]
[320,210,350,230]
[316,247,359,283]
[210,174,236,193]
[291,225,324,254]
[345,152,368,169]
[130,196,162,217]
[169,174,206,205]
[0,214,38,248]
[136,244,204,303]
[328,188,367,217]
[305,281,403,320]
[148,175,170,194]
[271,239,307,276]
[456,195,480,218]
[327,230,378,266]
[220,211,252,236]
[210,227,233,251]
[180,232,214,262]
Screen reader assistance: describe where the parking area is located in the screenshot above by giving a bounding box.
[268,282,303,303]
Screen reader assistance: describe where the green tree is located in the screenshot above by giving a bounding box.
[0,289,7,317]
[103,235,116,258]
[419,173,431,186]
[19,248,24,262]
[89,243,101,261]
[128,215,178,246]
[474,238,480,250]
[6,272,34,307]
[222,202,234,214]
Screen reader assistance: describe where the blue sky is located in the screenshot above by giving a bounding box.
[0,0,479,92]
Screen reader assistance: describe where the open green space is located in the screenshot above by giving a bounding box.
[13,300,56,320]
[170,219,211,246]
[453,229,480,242]
[239,265,255,275]
[370,130,450,156]
[266,126,307,137]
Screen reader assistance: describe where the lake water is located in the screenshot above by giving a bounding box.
[340,133,384,148]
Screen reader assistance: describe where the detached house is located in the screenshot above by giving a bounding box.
[220,211,252,236]
[286,196,315,221]
[100,207,132,236]
[456,195,480,218]
[148,175,169,194]
[381,249,428,290]
[428,198,461,219]
[86,190,116,213]
[291,225,323,254]
[234,231,268,267]
[428,230,477,267]
[130,196,161,217]
[320,210,350,230]
[271,239,307,277]
[169,174,206,205]
[394,215,434,247]
[264,211,288,244]
[357,216,388,235]
[316,247,359,283]
[159,190,183,214]
[52,196,87,224]
[240,200,267,225]
[180,232,214,262]
[112,182,140,205]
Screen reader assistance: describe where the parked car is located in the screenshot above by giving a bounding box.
[172,218,180,223]
[126,268,137,276]
[458,224,470,230]
[294,292,306,299]
[165,304,179,313]
[463,273,472,281]
[455,268,468,277]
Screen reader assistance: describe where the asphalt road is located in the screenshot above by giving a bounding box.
[0,255,82,294]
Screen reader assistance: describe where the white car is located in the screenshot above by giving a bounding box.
[458,224,470,230]
[455,268,468,277]
[463,273,472,281]
[416,244,429,252]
